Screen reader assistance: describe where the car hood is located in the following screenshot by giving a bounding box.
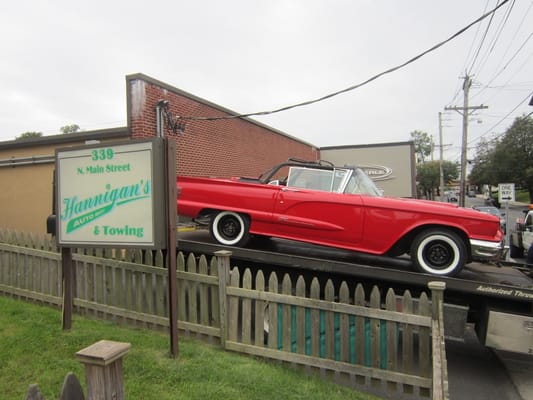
[371,196,501,222]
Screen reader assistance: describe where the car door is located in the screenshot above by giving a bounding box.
[272,186,365,248]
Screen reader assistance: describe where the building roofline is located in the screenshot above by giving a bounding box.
[126,73,318,149]
[320,140,414,151]
[0,127,130,149]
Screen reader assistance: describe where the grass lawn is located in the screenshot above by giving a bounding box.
[516,189,530,204]
[0,296,379,400]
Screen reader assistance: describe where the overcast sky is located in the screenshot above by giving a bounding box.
[1,1,532,163]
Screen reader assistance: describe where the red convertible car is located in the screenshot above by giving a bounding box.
[177,159,503,277]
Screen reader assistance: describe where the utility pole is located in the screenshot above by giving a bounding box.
[435,112,452,202]
[438,112,445,201]
[445,74,487,207]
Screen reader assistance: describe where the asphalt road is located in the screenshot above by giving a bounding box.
[446,325,530,400]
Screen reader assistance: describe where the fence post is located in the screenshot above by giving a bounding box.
[428,281,445,321]
[215,250,232,348]
[75,340,131,400]
[428,281,448,400]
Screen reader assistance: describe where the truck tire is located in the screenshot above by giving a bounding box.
[509,238,523,259]
[410,228,466,276]
[210,211,251,247]
[527,244,533,264]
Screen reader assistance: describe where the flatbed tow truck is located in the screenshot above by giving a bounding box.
[178,229,533,356]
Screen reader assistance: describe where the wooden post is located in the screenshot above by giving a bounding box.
[215,250,232,348]
[76,340,131,400]
[165,137,178,357]
[428,281,448,400]
[428,281,446,321]
[62,247,73,330]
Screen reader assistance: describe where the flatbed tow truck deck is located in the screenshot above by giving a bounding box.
[177,230,532,297]
[178,229,533,355]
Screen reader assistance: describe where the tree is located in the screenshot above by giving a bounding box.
[60,124,81,134]
[469,137,498,187]
[16,131,42,140]
[416,160,459,199]
[469,115,533,202]
[410,130,434,163]
[493,115,533,201]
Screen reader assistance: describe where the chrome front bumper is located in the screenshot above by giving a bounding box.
[470,238,505,261]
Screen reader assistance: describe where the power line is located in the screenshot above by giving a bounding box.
[468,0,516,77]
[469,90,533,146]
[466,0,501,75]
[447,91,533,163]
[475,0,530,82]
[448,0,523,108]
[176,0,510,122]
[461,0,491,76]
[473,31,533,100]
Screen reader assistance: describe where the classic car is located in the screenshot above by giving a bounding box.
[177,158,504,277]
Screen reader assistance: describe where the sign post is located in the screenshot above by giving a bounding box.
[165,137,178,357]
[498,183,515,261]
[61,247,73,330]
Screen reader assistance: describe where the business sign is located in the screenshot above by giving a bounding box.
[498,183,515,203]
[56,139,167,248]
[359,164,393,181]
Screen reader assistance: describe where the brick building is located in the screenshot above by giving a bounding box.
[128,74,319,178]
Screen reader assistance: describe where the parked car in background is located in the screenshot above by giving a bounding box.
[472,205,506,233]
[445,190,458,202]
[484,192,501,208]
[177,159,504,277]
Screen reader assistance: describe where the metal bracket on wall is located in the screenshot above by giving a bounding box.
[156,100,185,137]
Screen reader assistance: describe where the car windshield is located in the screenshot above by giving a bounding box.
[287,166,382,197]
[345,168,383,196]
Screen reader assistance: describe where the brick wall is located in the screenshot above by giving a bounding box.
[127,74,319,178]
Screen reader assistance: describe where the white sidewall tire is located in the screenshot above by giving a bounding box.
[415,233,462,276]
[211,211,246,246]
